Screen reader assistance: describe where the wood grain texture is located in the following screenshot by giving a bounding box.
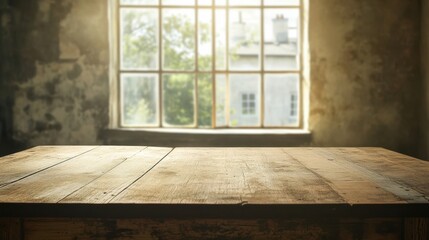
[0,146,146,203]
[0,218,20,240]
[0,146,96,187]
[356,148,429,195]
[326,148,429,202]
[0,146,428,210]
[286,148,407,204]
[404,218,429,240]
[61,147,172,203]
[112,148,345,204]
[1,147,429,239]
[22,217,403,240]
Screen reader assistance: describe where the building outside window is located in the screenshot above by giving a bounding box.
[290,92,297,117]
[111,0,303,128]
[242,93,256,115]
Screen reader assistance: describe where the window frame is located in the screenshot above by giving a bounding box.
[109,0,306,130]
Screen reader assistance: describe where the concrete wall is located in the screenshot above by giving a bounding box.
[0,0,425,158]
[309,0,422,157]
[0,0,109,154]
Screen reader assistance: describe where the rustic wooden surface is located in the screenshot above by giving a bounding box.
[0,147,429,239]
[0,147,428,210]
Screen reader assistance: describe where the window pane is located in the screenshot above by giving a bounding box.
[229,74,260,127]
[215,0,226,6]
[264,9,300,70]
[121,74,159,126]
[229,9,261,70]
[199,0,212,6]
[264,0,300,6]
[121,8,158,70]
[215,9,226,70]
[215,74,227,127]
[198,74,213,128]
[163,9,195,71]
[163,0,195,5]
[229,0,260,6]
[199,9,212,71]
[120,0,158,5]
[264,74,299,126]
[163,74,195,126]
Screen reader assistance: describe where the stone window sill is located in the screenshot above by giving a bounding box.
[103,128,312,147]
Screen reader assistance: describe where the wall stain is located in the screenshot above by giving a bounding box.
[67,63,82,80]
[5,0,109,147]
[309,0,421,157]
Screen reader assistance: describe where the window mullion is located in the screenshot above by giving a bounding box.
[212,0,217,128]
[158,1,163,127]
[225,0,230,127]
[194,1,199,128]
[299,0,304,128]
[116,0,121,127]
[260,1,265,127]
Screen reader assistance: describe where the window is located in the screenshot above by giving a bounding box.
[242,93,256,115]
[112,0,303,128]
[290,92,297,117]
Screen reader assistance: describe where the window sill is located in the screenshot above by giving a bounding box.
[103,128,312,147]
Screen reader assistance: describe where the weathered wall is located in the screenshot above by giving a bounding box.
[0,0,425,158]
[0,0,16,155]
[423,0,429,159]
[309,0,422,157]
[2,0,109,150]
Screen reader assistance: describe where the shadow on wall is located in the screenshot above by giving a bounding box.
[0,100,24,157]
[0,0,26,156]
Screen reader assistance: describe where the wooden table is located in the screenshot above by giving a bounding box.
[0,146,428,239]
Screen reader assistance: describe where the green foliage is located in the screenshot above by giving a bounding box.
[122,10,157,69]
[163,74,194,125]
[123,76,157,125]
[122,11,213,127]
[197,74,212,127]
[163,13,195,70]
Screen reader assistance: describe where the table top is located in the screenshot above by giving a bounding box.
[0,146,428,218]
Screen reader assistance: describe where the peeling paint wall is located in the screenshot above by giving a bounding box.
[0,0,425,158]
[309,0,422,157]
[6,0,109,147]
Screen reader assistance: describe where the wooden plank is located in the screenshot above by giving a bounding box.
[61,147,172,203]
[113,148,344,204]
[0,146,145,203]
[0,146,96,187]
[404,218,429,240]
[0,218,21,240]
[362,148,429,171]
[22,217,402,240]
[324,148,429,202]
[285,148,408,204]
[357,148,429,195]
[339,218,403,240]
